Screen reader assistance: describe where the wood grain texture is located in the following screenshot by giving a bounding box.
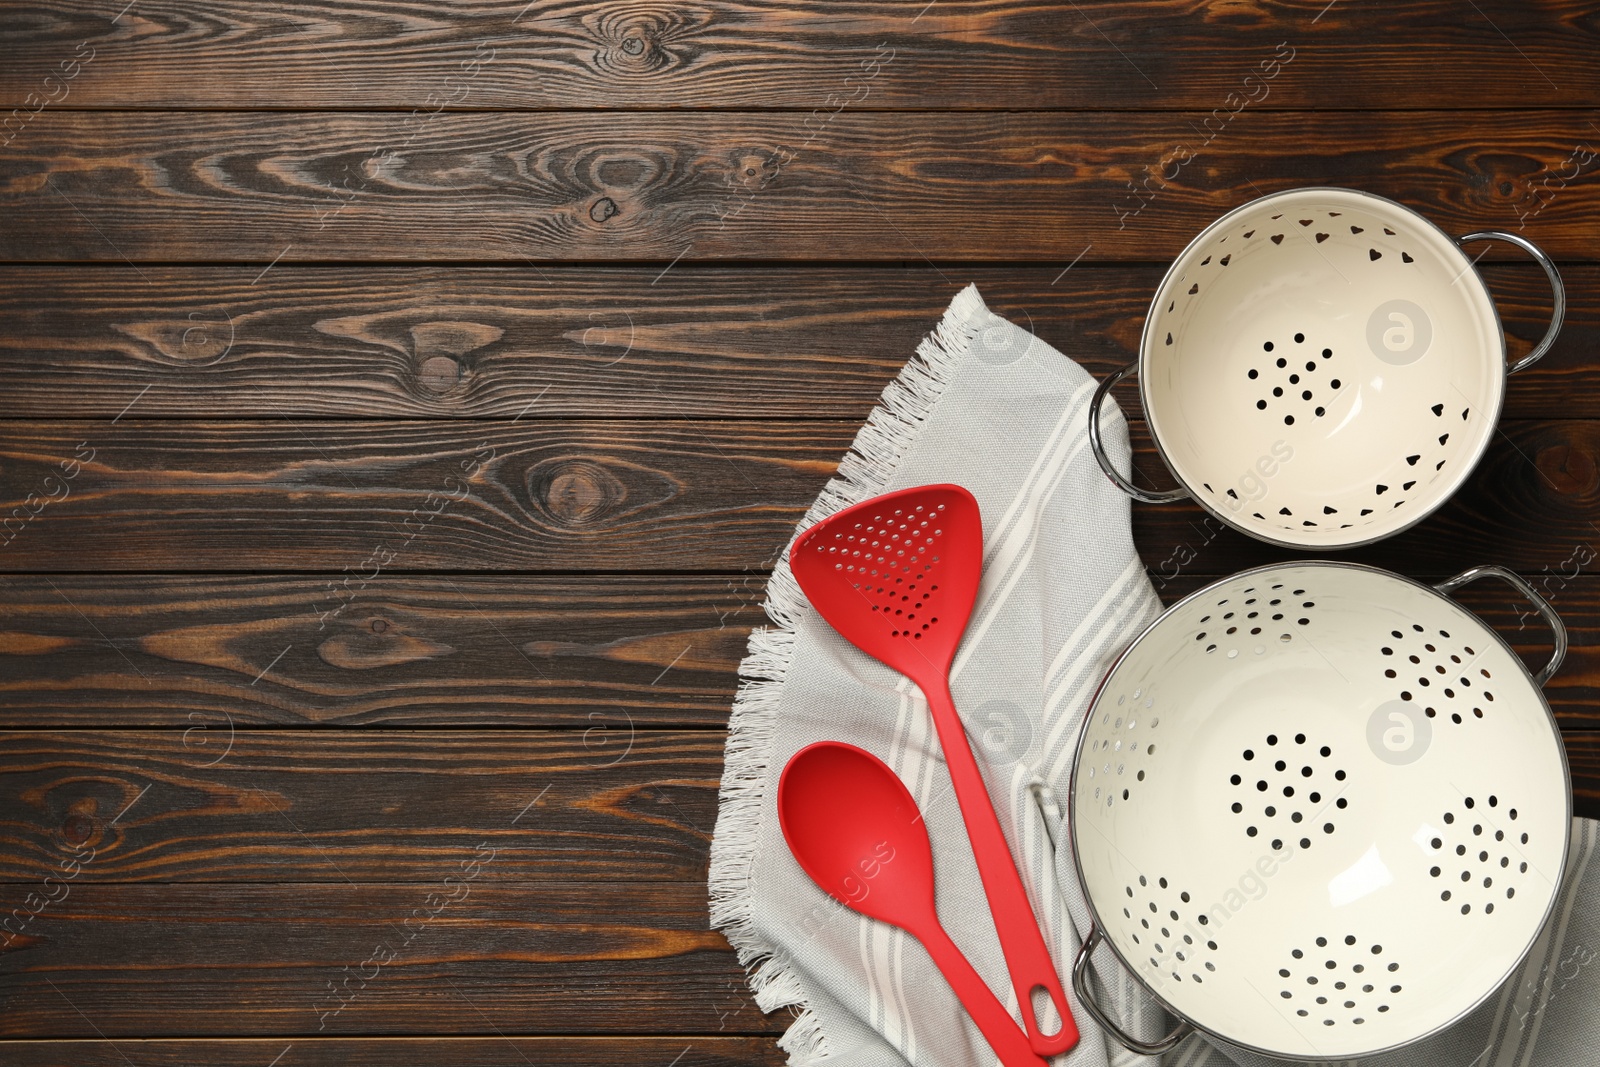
[2,1,1597,110]
[0,730,1595,1039]
[6,726,1587,889]
[0,264,1590,419]
[0,881,770,1037]
[0,575,762,729]
[0,419,842,572]
[1,573,1596,729]
[0,1037,786,1067]
[0,731,721,883]
[5,111,1599,262]
[0,418,1596,574]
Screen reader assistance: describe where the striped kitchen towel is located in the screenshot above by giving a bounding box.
[708,285,1600,1067]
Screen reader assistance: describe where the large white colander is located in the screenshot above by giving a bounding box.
[1089,187,1565,550]
[1068,562,1570,1061]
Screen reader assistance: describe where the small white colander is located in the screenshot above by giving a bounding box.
[1068,562,1570,1060]
[1089,187,1565,550]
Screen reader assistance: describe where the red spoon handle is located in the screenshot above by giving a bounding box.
[924,677,1080,1056]
[917,919,1051,1067]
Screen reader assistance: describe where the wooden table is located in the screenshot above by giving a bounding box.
[1,3,1596,1063]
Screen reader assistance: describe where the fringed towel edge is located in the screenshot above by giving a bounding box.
[708,283,989,1066]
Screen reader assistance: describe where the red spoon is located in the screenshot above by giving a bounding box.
[779,741,1048,1067]
[790,484,1079,1056]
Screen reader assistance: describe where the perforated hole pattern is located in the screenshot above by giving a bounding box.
[1167,214,1421,351]
[1193,582,1313,657]
[1121,873,1220,985]
[1279,936,1403,1027]
[814,503,947,641]
[1086,692,1161,809]
[1236,398,1462,532]
[1425,794,1531,916]
[1229,732,1349,851]
[1380,623,1495,724]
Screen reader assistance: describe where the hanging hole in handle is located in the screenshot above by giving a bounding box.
[1072,924,1192,1056]
[1089,362,1191,505]
[1029,983,1062,1037]
[1456,231,1565,375]
[1434,564,1567,686]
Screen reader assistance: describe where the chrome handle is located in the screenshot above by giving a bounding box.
[1071,924,1192,1056]
[1457,231,1565,376]
[1434,564,1567,686]
[1088,362,1189,505]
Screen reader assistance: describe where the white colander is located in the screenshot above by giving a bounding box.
[1067,562,1570,1060]
[1089,187,1565,549]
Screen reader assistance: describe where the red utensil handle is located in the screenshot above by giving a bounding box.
[917,919,1051,1067]
[924,677,1080,1056]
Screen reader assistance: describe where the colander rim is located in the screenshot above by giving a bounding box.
[1134,186,1509,553]
[1066,559,1573,1061]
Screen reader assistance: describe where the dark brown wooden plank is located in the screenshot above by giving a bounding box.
[0,1037,784,1067]
[4,111,1598,262]
[0,731,721,883]
[0,881,768,1037]
[0,419,844,572]
[0,418,1596,575]
[0,264,1589,419]
[1,572,1596,729]
[2,1,1597,110]
[0,575,761,729]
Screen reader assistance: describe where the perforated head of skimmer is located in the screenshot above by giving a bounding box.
[1139,188,1506,549]
[1069,562,1570,1060]
[789,484,983,677]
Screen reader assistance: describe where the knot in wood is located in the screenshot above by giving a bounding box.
[62,814,93,845]
[418,355,461,393]
[408,321,501,396]
[587,9,688,75]
[590,196,620,223]
[1536,442,1598,497]
[726,152,780,193]
[528,458,627,528]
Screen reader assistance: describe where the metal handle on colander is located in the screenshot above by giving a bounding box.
[1089,362,1191,505]
[1070,924,1192,1056]
[1456,231,1566,376]
[1434,564,1568,686]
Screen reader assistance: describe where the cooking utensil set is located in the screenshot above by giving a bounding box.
[772,187,1572,1062]
[786,484,1076,1063]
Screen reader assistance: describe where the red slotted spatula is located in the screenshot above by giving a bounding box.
[790,484,1080,1057]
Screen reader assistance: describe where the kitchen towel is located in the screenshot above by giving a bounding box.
[708,285,1600,1067]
